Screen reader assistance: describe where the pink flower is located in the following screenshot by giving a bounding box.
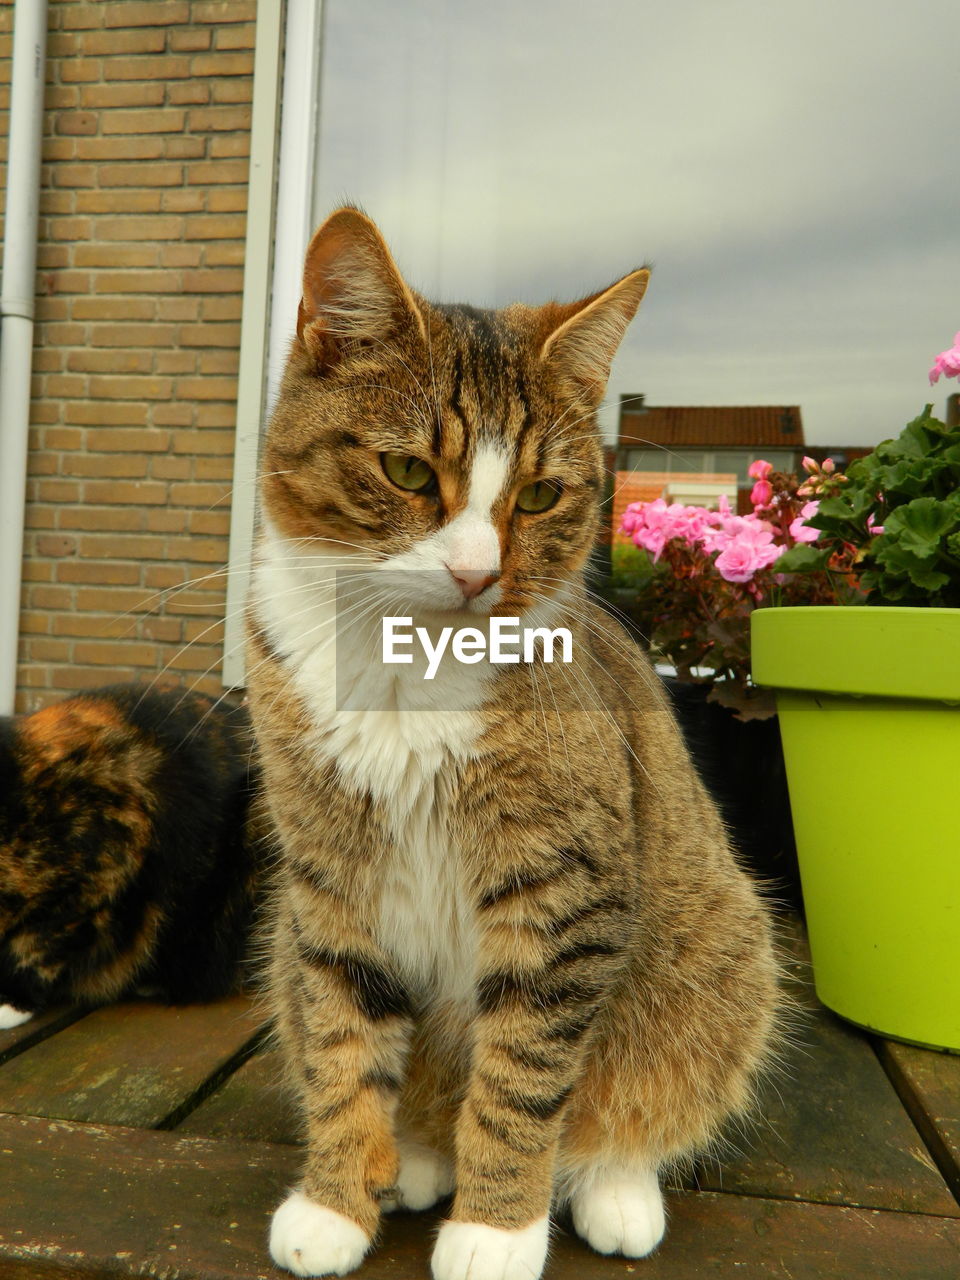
[750,479,773,508]
[801,456,818,473]
[747,459,773,481]
[714,535,783,583]
[929,331,960,385]
[822,457,836,474]
[789,500,820,544]
[866,512,884,536]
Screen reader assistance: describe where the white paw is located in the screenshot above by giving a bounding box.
[269,1191,370,1277]
[382,1139,455,1212]
[0,1004,34,1030]
[570,1168,665,1257]
[431,1216,549,1280]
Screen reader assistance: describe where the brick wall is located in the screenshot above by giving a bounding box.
[0,0,256,712]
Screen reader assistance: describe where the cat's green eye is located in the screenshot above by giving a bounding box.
[381,453,437,494]
[516,479,562,514]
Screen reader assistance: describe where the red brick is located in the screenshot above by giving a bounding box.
[73,244,160,268]
[59,507,146,533]
[161,189,206,213]
[146,509,188,533]
[72,297,156,321]
[170,482,228,507]
[86,427,172,451]
[182,268,243,293]
[211,80,252,105]
[190,52,254,78]
[170,30,212,53]
[156,351,197,375]
[168,81,210,106]
[53,614,135,639]
[80,82,165,109]
[81,29,166,56]
[204,242,245,267]
[214,24,256,51]
[64,401,150,426]
[92,271,182,294]
[97,162,184,189]
[55,111,98,136]
[187,105,251,132]
[192,1,256,21]
[207,189,247,213]
[61,5,107,31]
[75,138,165,162]
[101,109,187,135]
[164,136,206,160]
[159,244,202,269]
[74,640,160,665]
[97,215,185,241]
[75,190,163,213]
[82,480,169,506]
[179,323,241,347]
[57,562,141,586]
[59,59,102,84]
[66,349,154,374]
[104,4,191,28]
[88,374,174,400]
[157,297,200,321]
[184,213,246,240]
[63,454,150,478]
[89,325,176,349]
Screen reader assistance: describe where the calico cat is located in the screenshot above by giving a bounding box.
[0,684,264,1029]
[246,207,780,1280]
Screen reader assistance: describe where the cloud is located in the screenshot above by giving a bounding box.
[308,0,960,444]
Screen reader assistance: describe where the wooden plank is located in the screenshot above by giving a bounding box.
[694,915,958,1214]
[177,1046,303,1145]
[696,998,959,1215]
[1,1113,959,1280]
[0,1009,84,1069]
[0,996,264,1129]
[879,1039,960,1203]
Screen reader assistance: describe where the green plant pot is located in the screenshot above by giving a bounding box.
[751,606,960,1052]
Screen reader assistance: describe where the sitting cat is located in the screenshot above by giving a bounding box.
[246,207,781,1280]
[0,683,265,1029]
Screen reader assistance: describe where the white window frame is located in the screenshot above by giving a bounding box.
[223,0,323,687]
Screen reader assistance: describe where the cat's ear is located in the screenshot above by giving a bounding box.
[297,207,426,373]
[538,269,650,403]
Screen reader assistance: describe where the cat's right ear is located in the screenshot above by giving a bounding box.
[297,208,426,374]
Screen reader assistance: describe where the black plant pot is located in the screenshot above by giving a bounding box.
[660,676,802,912]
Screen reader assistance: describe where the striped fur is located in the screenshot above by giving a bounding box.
[247,208,781,1279]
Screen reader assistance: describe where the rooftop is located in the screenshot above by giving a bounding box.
[619,400,805,448]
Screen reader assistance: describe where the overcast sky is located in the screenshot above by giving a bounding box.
[307,0,959,447]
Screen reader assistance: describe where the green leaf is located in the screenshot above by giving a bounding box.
[775,544,832,572]
[873,540,950,591]
[883,497,957,556]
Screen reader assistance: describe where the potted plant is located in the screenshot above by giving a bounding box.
[610,463,861,906]
[751,332,960,1052]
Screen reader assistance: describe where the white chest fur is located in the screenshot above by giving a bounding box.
[252,524,481,1002]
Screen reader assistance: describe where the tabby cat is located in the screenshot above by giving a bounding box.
[0,684,263,1028]
[246,207,780,1280]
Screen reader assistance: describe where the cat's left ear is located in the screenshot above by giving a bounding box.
[297,207,426,373]
[538,268,650,403]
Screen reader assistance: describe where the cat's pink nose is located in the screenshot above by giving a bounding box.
[448,567,500,600]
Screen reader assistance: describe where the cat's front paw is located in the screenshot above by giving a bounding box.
[269,1192,370,1277]
[431,1216,549,1280]
[382,1138,455,1213]
[0,1004,33,1031]
[570,1168,665,1258]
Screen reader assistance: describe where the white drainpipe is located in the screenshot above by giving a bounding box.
[0,0,48,714]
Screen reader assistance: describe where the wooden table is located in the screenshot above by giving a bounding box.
[0,921,957,1279]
